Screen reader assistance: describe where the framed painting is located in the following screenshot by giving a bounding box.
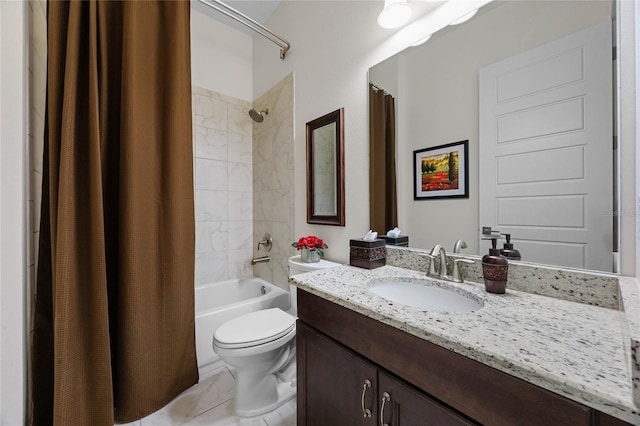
[413,140,469,200]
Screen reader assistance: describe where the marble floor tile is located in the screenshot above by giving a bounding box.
[262,399,296,426]
[140,367,235,426]
[126,366,297,426]
[182,399,267,426]
[117,420,141,426]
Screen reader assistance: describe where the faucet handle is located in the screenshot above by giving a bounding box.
[451,258,475,283]
[429,244,443,255]
[257,233,273,252]
[418,253,438,276]
[453,239,468,253]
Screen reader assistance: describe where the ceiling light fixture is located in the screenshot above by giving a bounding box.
[411,34,432,47]
[449,8,478,26]
[377,0,413,29]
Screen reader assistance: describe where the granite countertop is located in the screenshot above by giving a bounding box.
[291,264,640,424]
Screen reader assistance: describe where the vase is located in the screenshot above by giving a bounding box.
[301,247,320,263]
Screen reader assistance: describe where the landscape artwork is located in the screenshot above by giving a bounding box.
[413,140,469,200]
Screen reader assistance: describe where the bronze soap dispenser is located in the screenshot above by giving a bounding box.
[482,238,508,294]
[500,233,521,261]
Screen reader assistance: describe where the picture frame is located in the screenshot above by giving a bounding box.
[413,140,469,200]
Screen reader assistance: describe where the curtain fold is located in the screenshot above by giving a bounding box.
[32,1,198,424]
[369,84,398,235]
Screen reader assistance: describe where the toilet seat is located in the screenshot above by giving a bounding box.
[214,308,295,349]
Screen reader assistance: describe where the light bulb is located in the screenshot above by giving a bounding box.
[411,34,432,47]
[378,0,413,29]
[449,8,478,26]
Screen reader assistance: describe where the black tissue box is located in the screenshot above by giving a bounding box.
[380,235,409,247]
[349,238,386,269]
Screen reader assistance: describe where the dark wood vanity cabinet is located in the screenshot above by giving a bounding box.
[296,289,632,426]
[297,321,474,426]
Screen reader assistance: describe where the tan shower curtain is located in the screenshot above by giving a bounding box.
[369,84,398,234]
[32,1,198,424]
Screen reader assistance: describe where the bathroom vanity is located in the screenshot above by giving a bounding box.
[291,262,640,425]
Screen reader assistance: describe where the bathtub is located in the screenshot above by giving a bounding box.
[195,277,291,377]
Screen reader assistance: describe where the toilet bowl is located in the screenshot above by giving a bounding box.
[212,255,340,417]
[213,308,297,417]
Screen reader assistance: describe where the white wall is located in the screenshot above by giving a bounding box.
[0,1,27,424]
[635,0,640,280]
[636,0,640,279]
[618,0,639,277]
[191,8,253,101]
[395,1,611,255]
[369,54,398,98]
[253,0,637,272]
[252,0,455,263]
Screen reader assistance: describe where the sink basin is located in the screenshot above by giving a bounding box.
[367,278,483,313]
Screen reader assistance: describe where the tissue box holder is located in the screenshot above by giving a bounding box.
[380,235,409,247]
[350,238,386,269]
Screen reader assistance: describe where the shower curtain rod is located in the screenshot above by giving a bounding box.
[197,0,291,60]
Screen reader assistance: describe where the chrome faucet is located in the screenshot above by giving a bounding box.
[420,244,475,283]
[251,256,270,265]
[451,258,475,283]
[420,252,438,276]
[453,239,467,253]
[431,244,448,278]
[420,244,448,278]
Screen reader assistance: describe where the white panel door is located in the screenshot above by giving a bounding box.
[479,21,613,271]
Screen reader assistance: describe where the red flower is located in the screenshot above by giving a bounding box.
[292,235,328,256]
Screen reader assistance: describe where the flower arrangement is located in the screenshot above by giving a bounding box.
[292,235,328,257]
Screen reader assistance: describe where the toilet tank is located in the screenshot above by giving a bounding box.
[288,255,340,314]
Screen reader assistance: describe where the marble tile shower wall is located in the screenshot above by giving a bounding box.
[252,74,295,291]
[193,87,254,285]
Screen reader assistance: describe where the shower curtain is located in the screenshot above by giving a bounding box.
[369,83,398,234]
[32,1,198,424]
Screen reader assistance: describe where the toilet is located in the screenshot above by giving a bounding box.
[212,255,340,417]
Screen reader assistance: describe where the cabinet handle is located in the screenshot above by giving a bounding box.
[361,379,372,418]
[380,391,391,426]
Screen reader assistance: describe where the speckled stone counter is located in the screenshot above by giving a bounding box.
[291,264,640,424]
[386,246,621,309]
[619,276,640,408]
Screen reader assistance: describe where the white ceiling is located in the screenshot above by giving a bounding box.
[191,0,282,36]
[191,1,445,38]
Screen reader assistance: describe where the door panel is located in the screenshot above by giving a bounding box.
[378,372,475,426]
[297,321,377,425]
[479,21,613,271]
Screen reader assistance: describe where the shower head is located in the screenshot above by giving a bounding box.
[249,108,269,123]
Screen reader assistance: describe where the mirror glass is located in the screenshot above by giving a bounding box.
[369,0,618,272]
[312,122,338,215]
[307,108,345,226]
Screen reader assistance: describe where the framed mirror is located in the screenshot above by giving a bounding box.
[306,108,345,226]
[368,0,621,273]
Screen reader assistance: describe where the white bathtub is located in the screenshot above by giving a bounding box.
[195,277,291,377]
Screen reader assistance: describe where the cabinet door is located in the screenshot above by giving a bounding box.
[297,321,377,426]
[378,371,476,426]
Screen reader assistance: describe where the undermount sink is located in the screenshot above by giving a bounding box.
[367,277,483,313]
